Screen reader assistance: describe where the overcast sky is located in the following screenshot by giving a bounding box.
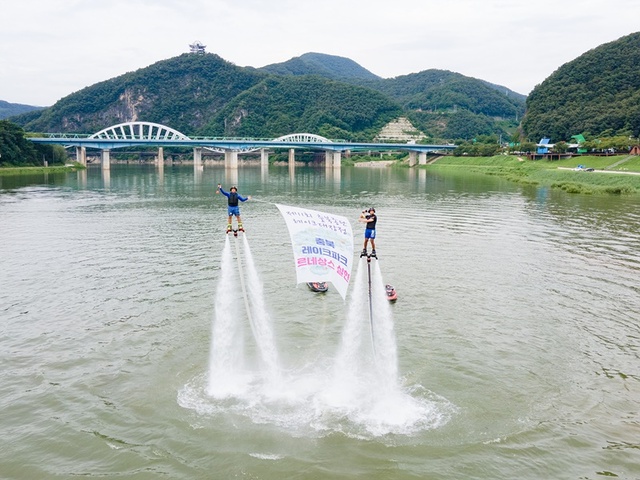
[2,0,639,106]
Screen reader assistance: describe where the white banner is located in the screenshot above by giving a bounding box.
[276,204,354,300]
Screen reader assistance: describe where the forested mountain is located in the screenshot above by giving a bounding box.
[0,100,43,120]
[362,70,524,118]
[259,52,380,81]
[201,75,401,140]
[522,31,640,142]
[12,51,525,141]
[260,53,525,139]
[18,54,264,134]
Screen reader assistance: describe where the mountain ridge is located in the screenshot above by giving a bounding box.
[259,52,381,81]
[9,51,525,141]
[522,31,640,141]
[0,100,44,120]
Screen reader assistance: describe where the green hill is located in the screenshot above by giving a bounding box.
[260,54,525,139]
[522,31,640,142]
[17,54,265,135]
[201,75,402,140]
[361,70,525,139]
[0,100,43,120]
[366,70,524,118]
[12,51,525,142]
[259,52,381,81]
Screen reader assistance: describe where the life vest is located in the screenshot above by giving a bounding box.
[228,191,239,206]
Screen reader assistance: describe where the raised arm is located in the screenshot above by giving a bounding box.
[217,184,230,197]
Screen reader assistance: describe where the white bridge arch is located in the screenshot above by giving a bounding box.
[274,133,332,143]
[90,122,189,140]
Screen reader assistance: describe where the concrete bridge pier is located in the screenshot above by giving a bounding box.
[288,148,295,175]
[157,147,164,174]
[75,146,87,166]
[419,152,427,165]
[260,148,269,169]
[77,169,87,188]
[224,150,238,169]
[101,149,111,170]
[408,151,417,167]
[227,169,239,187]
[332,151,342,169]
[328,164,341,191]
[102,168,110,188]
[193,147,203,169]
[324,150,333,168]
[419,167,427,185]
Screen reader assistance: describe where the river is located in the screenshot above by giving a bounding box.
[1,164,639,479]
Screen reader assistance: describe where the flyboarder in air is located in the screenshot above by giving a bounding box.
[217,184,251,234]
[359,207,377,258]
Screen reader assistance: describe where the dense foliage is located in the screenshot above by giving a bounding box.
[0,120,66,166]
[366,70,525,119]
[522,32,640,142]
[452,135,501,156]
[17,54,265,135]
[10,52,525,141]
[202,76,403,140]
[407,109,504,140]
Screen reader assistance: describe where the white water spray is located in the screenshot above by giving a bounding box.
[331,258,370,396]
[241,234,282,388]
[325,257,401,417]
[207,234,281,398]
[369,260,399,386]
[207,236,247,397]
[193,239,453,437]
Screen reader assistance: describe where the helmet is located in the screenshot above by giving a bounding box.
[368,208,375,213]
[230,186,237,191]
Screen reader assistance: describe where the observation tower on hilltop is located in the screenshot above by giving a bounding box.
[189,40,206,54]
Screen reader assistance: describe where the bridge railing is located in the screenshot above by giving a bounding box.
[34,133,352,143]
[33,133,93,139]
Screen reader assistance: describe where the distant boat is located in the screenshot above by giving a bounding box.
[385,284,397,302]
[307,282,328,293]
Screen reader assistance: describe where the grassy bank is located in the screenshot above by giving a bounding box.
[426,155,640,194]
[0,164,85,176]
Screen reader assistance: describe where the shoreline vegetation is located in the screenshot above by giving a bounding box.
[0,163,85,176]
[2,155,639,194]
[420,154,640,194]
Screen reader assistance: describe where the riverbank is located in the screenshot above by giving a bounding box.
[354,160,396,168]
[0,164,84,176]
[424,154,640,194]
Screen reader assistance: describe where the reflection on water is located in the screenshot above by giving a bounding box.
[1,164,639,479]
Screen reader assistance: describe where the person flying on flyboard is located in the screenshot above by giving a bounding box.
[359,207,377,258]
[217,184,251,234]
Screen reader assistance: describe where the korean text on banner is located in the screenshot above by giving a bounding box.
[276,204,354,300]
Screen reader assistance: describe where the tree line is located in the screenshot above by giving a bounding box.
[0,121,66,166]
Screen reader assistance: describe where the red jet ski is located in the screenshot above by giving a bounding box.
[307,282,329,293]
[385,284,398,302]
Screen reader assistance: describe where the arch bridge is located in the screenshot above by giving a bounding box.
[30,121,455,170]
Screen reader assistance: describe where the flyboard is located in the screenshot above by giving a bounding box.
[361,249,378,354]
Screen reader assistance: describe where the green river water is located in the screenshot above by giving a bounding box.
[1,164,639,479]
